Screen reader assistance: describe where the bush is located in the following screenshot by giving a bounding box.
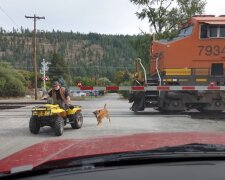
[0,62,27,97]
[3,77,26,96]
[72,77,95,86]
[97,77,112,86]
[17,70,32,87]
[0,77,6,90]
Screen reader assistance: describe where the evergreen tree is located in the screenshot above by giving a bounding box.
[48,53,69,83]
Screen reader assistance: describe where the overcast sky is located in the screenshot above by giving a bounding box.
[0,0,224,35]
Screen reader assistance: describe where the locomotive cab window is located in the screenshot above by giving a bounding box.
[200,24,208,38]
[220,26,225,37]
[209,25,218,37]
[200,24,225,39]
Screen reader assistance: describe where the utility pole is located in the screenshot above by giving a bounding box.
[25,14,45,100]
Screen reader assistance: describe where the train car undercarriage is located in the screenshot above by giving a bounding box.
[129,90,225,113]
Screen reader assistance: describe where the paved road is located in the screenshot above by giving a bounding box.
[1,93,225,159]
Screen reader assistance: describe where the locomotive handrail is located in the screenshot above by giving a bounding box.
[136,58,147,85]
[156,57,162,86]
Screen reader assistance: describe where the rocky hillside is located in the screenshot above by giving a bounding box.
[0,28,150,79]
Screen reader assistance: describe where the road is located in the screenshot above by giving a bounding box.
[1,93,225,159]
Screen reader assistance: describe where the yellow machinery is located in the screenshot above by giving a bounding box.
[30,104,83,136]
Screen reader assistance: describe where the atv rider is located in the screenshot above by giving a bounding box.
[47,81,71,109]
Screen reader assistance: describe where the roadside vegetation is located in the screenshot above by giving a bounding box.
[0,31,148,98]
[0,62,31,97]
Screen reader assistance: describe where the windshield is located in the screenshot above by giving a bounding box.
[1,0,225,177]
[158,25,194,42]
[177,25,194,37]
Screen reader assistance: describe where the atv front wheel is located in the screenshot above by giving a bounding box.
[54,116,64,136]
[29,116,40,134]
[70,112,83,129]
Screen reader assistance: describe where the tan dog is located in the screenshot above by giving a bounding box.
[93,104,111,126]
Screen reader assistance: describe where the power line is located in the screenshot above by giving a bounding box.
[0,5,19,28]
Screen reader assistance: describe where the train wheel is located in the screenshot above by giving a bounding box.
[196,101,223,113]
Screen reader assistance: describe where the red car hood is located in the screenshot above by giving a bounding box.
[1,132,225,173]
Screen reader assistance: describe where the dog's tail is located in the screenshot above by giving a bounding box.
[104,104,106,109]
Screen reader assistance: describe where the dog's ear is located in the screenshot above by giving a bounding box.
[93,111,98,118]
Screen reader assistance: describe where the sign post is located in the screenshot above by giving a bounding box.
[40,59,50,90]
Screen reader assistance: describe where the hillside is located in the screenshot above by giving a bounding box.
[0,28,150,81]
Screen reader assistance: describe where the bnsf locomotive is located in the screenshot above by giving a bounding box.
[130,15,225,113]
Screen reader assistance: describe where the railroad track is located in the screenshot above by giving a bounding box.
[0,111,225,119]
[0,102,224,119]
[135,111,225,119]
[0,102,45,109]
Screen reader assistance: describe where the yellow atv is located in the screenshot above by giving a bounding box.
[29,104,83,136]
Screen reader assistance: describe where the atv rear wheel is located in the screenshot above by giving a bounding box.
[29,116,40,134]
[70,112,83,129]
[54,116,64,136]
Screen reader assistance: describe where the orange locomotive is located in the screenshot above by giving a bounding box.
[130,15,225,112]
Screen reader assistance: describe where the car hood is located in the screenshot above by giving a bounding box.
[1,132,225,173]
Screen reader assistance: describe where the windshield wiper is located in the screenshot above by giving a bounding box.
[149,143,225,153]
[39,143,225,167]
[110,143,225,161]
[2,143,225,178]
[53,143,225,168]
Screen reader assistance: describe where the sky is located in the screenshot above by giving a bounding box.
[0,0,224,35]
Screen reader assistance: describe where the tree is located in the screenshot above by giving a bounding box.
[177,0,206,19]
[48,53,69,83]
[130,0,206,35]
[130,34,151,72]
